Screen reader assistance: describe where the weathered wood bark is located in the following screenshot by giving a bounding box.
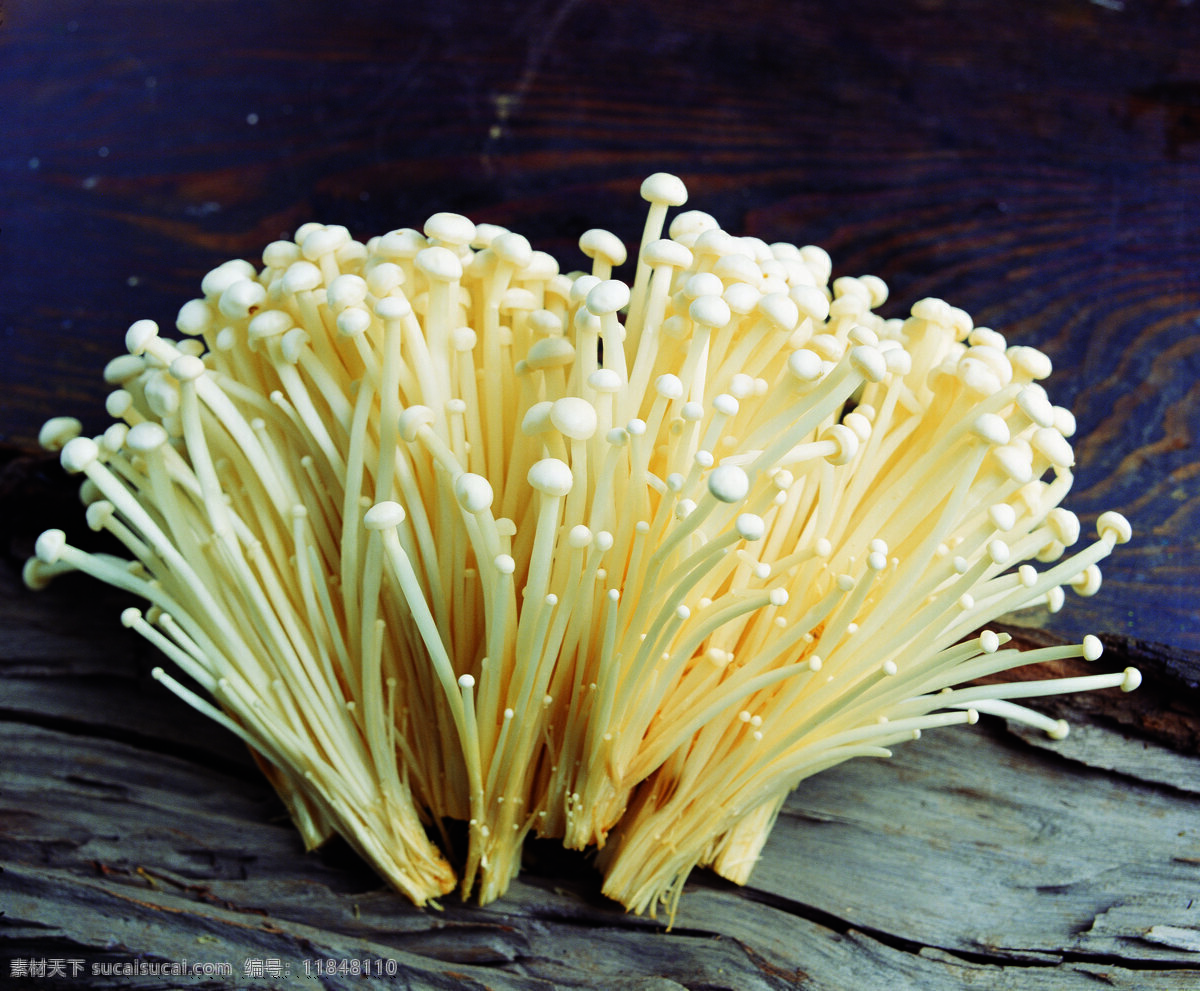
[3,0,1200,986]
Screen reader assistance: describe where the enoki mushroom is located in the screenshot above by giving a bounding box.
[27,174,1138,920]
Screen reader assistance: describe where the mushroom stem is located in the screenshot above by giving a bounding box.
[29,174,1140,920]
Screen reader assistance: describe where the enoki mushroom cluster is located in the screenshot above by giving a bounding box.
[27,174,1139,918]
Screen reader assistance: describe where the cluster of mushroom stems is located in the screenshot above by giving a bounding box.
[28,173,1138,918]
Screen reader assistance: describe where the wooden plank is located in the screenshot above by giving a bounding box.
[3,550,1199,988]
[750,723,1200,967]
[5,724,1200,989]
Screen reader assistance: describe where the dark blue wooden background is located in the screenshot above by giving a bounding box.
[2,0,1197,650]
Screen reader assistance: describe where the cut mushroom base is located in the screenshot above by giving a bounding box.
[29,173,1137,919]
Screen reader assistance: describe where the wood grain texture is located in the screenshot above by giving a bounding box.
[2,0,1196,649]
[3,552,1199,990]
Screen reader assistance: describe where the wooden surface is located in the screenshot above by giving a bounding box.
[3,546,1200,990]
[2,1,1200,987]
